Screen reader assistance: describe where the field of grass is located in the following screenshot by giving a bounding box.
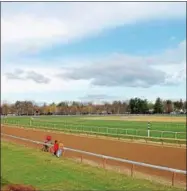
[1,141,184,191]
[2,115,186,140]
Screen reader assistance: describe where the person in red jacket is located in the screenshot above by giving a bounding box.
[53,140,59,156]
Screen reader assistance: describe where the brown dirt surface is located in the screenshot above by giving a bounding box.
[1,125,186,186]
[83,116,186,122]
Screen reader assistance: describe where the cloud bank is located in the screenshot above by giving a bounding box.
[2,2,185,56]
[1,2,186,102]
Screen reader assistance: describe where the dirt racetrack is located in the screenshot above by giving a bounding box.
[1,125,186,186]
[83,116,186,122]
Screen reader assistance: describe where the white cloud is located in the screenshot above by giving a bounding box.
[1,2,185,56]
[1,67,91,94]
[150,40,186,84]
[150,40,186,65]
[2,39,185,96]
[1,2,186,102]
[57,40,186,88]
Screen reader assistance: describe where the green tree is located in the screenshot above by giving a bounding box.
[129,98,136,114]
[179,99,183,110]
[140,99,149,113]
[154,97,164,114]
[129,98,148,114]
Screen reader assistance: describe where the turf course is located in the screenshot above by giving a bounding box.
[1,141,184,191]
[2,115,186,140]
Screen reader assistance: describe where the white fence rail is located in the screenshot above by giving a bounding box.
[2,133,186,174]
[2,120,186,141]
[1,133,186,187]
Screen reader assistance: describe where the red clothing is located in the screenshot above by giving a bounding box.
[53,143,59,152]
[46,136,51,141]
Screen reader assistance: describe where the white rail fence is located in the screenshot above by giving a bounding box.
[1,133,186,187]
[2,120,186,141]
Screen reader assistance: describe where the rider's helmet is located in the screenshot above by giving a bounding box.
[46,135,52,141]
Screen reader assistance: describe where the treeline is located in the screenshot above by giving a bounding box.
[1,97,186,115]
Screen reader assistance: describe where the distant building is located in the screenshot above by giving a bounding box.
[148,109,154,114]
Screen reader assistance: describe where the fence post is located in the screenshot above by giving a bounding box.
[147,129,150,137]
[80,155,83,163]
[131,164,135,177]
[161,138,164,146]
[161,131,164,138]
[103,157,107,169]
[171,172,175,186]
[175,132,177,139]
[62,150,65,157]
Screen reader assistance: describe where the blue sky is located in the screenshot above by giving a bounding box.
[34,18,186,58]
[1,2,186,104]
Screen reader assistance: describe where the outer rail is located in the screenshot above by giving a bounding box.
[1,133,186,175]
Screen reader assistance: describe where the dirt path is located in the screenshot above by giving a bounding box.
[1,125,186,185]
[83,116,186,122]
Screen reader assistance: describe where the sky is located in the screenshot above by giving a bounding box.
[1,2,186,104]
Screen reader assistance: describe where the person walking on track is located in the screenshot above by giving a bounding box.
[53,140,59,156]
[56,143,64,158]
